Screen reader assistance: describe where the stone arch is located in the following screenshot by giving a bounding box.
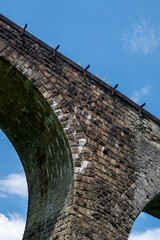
[0,57,74,239]
[127,121,160,239]
[128,192,160,239]
[1,14,160,239]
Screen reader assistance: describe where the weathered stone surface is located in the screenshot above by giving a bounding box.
[0,39,6,51]
[0,13,160,240]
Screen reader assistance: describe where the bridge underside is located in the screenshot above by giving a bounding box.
[143,193,160,219]
[0,57,73,239]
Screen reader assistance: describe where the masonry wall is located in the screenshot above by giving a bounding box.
[0,14,160,240]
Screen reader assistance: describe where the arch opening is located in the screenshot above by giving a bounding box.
[129,194,160,239]
[0,130,28,239]
[0,57,73,239]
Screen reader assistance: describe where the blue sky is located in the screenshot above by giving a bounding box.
[0,1,160,239]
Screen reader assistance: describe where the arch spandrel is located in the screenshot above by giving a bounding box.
[0,57,74,239]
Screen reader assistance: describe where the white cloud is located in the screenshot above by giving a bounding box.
[0,173,28,199]
[131,86,150,104]
[0,213,25,240]
[123,19,160,55]
[138,212,146,219]
[129,228,160,240]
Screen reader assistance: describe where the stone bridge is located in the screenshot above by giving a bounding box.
[0,14,160,240]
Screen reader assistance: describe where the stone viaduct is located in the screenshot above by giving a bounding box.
[0,14,160,240]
